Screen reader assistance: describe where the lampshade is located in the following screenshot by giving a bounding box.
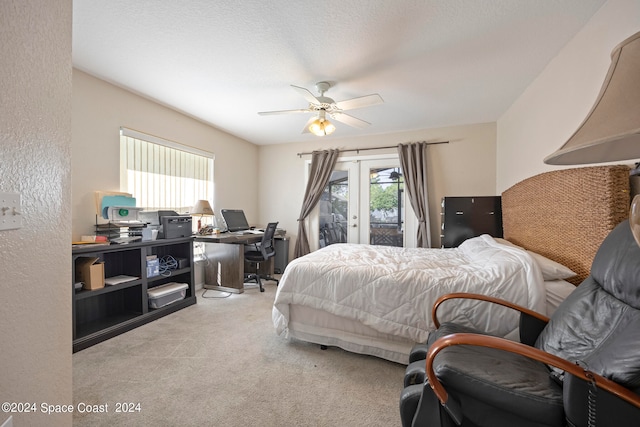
[544,31,640,247]
[544,31,640,165]
[191,200,214,216]
[308,111,336,136]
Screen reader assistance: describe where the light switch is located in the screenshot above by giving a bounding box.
[0,192,22,231]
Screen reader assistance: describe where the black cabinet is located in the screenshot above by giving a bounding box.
[441,196,503,248]
[72,237,196,352]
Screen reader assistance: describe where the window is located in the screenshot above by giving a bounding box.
[119,128,214,213]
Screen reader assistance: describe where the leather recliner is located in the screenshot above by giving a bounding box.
[400,220,640,427]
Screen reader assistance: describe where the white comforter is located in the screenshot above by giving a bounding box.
[273,235,546,344]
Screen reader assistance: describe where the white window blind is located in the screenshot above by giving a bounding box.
[120,128,214,213]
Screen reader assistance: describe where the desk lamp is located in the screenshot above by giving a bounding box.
[544,31,640,246]
[191,200,214,232]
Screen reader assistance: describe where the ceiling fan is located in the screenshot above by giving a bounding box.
[258,81,384,136]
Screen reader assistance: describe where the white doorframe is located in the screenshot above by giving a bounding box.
[306,153,417,249]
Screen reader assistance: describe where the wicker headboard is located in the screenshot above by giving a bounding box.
[501,165,630,285]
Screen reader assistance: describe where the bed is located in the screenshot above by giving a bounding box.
[273,165,631,364]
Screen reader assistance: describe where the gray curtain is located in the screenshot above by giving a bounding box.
[398,142,431,247]
[294,149,340,258]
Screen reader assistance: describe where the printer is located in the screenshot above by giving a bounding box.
[139,210,192,239]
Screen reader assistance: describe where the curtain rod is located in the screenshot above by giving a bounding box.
[296,141,449,157]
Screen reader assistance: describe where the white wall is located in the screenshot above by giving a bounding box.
[258,122,497,250]
[1,2,631,424]
[0,2,73,426]
[73,71,497,252]
[497,0,640,192]
[72,1,640,282]
[72,70,260,241]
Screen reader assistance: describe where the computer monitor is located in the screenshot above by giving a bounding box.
[220,209,250,232]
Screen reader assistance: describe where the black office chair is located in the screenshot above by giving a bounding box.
[400,219,640,427]
[244,222,278,292]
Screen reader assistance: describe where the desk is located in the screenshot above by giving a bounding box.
[195,232,264,294]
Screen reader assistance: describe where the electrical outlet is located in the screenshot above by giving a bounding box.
[0,192,22,231]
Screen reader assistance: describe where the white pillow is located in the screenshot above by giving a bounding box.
[495,238,576,280]
[526,251,577,281]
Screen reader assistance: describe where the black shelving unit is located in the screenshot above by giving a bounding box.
[441,196,503,248]
[72,237,196,352]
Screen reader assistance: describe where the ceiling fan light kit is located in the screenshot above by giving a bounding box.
[258,81,384,137]
[308,111,336,136]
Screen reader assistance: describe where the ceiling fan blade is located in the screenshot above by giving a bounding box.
[301,116,316,134]
[291,85,321,105]
[335,93,384,111]
[258,108,310,115]
[331,112,371,128]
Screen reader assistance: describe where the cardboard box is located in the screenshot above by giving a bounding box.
[75,257,105,290]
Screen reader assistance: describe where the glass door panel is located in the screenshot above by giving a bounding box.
[367,166,404,247]
[318,164,357,247]
[314,156,415,248]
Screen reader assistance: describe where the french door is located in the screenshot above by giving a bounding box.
[313,156,417,249]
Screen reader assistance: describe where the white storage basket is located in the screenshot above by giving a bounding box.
[147,282,188,309]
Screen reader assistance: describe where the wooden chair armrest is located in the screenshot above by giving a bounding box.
[432,292,549,328]
[426,333,640,410]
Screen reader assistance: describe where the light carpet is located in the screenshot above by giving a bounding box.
[73,281,406,426]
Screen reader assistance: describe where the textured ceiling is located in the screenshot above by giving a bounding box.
[72,0,606,145]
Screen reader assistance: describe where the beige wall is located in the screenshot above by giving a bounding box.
[497,0,640,192]
[0,2,73,426]
[1,2,633,425]
[258,122,497,250]
[73,67,497,252]
[72,70,260,241]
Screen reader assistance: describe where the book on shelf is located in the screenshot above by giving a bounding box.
[72,241,111,249]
